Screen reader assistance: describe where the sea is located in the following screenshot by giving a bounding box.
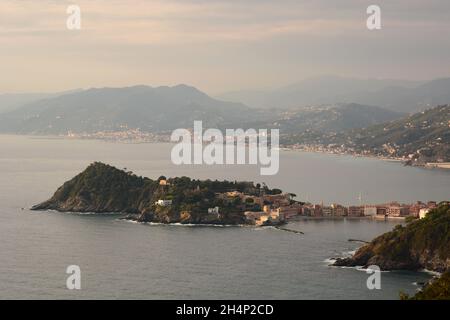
[0,135,448,299]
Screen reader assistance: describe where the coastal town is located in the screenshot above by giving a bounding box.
[66,128,170,143]
[153,180,444,226]
[32,161,448,228]
[210,189,445,226]
[63,128,450,170]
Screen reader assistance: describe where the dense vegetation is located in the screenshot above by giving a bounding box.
[344,105,449,162]
[32,162,280,224]
[249,103,402,134]
[401,271,450,300]
[282,105,450,163]
[334,204,450,272]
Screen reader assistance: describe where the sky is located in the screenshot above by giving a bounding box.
[1,0,450,94]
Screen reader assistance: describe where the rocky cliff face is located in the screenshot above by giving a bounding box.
[334,204,450,272]
[402,270,450,300]
[32,162,250,225]
[124,208,245,225]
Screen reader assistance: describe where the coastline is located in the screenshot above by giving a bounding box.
[291,215,372,221]
[425,162,450,169]
[332,204,450,274]
[1,133,448,170]
[281,145,450,170]
[290,215,405,222]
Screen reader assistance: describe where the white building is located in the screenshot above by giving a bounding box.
[419,208,430,219]
[155,199,172,206]
[208,207,220,214]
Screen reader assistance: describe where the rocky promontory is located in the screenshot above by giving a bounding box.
[32,162,289,226]
[402,270,450,300]
[333,204,450,273]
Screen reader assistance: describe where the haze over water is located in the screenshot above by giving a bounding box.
[0,135,447,299]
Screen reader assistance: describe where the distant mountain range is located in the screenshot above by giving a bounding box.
[0,84,403,135]
[343,105,450,163]
[0,93,51,114]
[0,85,256,135]
[218,76,450,113]
[1,82,448,163]
[0,90,82,115]
[283,105,450,163]
[247,103,404,133]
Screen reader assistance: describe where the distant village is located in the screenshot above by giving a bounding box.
[153,177,444,226]
[239,192,442,226]
[284,143,450,169]
[66,129,170,143]
[213,189,442,226]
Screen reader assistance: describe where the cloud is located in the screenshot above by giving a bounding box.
[0,0,376,46]
[0,0,449,93]
[2,0,449,46]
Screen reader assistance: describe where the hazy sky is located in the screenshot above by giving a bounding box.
[1,0,450,94]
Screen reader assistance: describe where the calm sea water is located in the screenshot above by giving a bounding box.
[1,135,448,299]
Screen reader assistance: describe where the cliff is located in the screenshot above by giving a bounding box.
[32,162,279,225]
[401,270,450,300]
[32,162,148,213]
[333,204,450,272]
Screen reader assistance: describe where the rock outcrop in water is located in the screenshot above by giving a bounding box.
[32,162,288,225]
[333,204,450,273]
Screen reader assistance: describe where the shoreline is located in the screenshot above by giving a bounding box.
[36,208,406,224]
[291,215,371,221]
[290,215,406,222]
[1,133,448,170]
[281,146,450,170]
